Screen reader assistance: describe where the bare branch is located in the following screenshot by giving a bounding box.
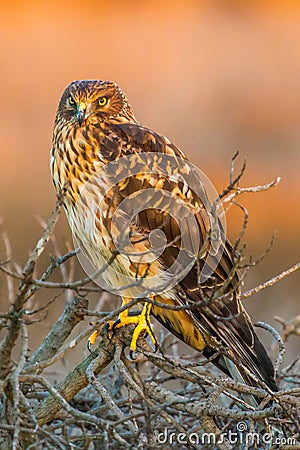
[25,295,88,370]
[0,155,299,448]
[255,321,286,376]
[34,328,115,425]
[241,262,300,300]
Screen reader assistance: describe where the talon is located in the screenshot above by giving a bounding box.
[111,319,121,332]
[87,330,99,352]
[109,301,156,353]
[104,321,114,335]
[129,350,136,360]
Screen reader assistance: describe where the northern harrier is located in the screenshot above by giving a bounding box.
[51,80,278,395]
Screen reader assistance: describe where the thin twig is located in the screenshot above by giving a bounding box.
[241,262,300,300]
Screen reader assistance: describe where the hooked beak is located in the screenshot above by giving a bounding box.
[77,102,87,126]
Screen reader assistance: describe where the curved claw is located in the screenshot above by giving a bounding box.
[129,350,137,360]
[129,341,157,360]
[111,319,121,332]
[104,322,112,335]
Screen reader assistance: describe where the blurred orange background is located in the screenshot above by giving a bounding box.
[0,1,299,362]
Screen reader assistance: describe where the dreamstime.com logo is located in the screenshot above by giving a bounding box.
[72,152,226,296]
[154,422,297,447]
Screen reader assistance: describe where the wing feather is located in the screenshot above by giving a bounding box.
[101,122,277,391]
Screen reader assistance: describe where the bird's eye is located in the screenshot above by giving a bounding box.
[98,97,108,106]
[69,96,76,105]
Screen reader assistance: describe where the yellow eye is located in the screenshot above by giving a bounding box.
[69,96,75,105]
[98,97,108,106]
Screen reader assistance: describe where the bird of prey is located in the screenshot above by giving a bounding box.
[51,79,278,395]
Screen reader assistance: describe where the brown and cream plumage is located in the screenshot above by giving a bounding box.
[51,79,278,395]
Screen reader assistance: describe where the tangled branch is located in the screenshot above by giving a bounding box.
[0,156,299,450]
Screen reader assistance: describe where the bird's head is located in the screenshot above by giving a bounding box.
[56,80,136,127]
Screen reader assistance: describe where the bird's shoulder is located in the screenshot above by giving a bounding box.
[101,121,186,161]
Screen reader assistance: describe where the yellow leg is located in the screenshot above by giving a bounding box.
[87,298,156,354]
[114,302,156,354]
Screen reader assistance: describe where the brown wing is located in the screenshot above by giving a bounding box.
[100,122,277,392]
